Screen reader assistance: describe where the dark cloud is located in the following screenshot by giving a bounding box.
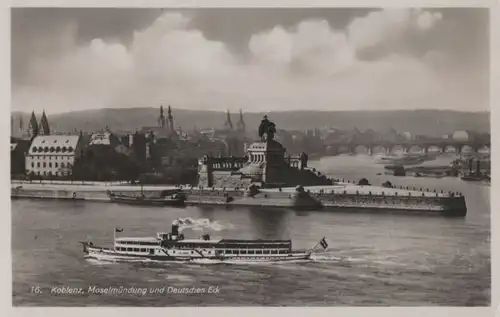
[12,8,162,84]
[12,8,376,83]
[188,8,374,52]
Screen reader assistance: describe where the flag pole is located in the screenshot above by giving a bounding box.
[309,237,327,253]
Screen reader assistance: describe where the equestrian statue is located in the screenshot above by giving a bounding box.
[258,115,277,141]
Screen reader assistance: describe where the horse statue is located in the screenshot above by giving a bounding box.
[258,115,277,141]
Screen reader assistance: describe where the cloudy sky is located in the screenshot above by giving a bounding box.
[11,8,489,113]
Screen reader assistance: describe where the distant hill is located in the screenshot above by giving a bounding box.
[11,108,490,137]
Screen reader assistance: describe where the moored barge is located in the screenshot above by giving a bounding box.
[107,189,186,207]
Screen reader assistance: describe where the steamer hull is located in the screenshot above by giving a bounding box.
[80,222,321,264]
[84,245,311,262]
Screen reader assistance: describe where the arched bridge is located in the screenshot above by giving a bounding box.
[325,140,490,155]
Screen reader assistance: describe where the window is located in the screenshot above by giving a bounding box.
[32,147,37,153]
[140,248,146,252]
[127,248,132,251]
[43,162,46,168]
[55,162,58,168]
[31,163,34,168]
[49,162,52,168]
[134,248,139,252]
[55,172,58,176]
[43,171,46,176]
[37,162,40,168]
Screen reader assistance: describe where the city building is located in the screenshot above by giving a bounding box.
[403,132,412,141]
[25,135,82,177]
[11,137,31,176]
[89,130,118,146]
[453,130,473,142]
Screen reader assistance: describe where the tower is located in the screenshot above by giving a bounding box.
[167,105,174,132]
[236,109,245,132]
[39,110,50,135]
[224,109,233,130]
[158,105,166,128]
[27,111,39,138]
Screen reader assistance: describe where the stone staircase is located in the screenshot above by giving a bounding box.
[211,171,254,188]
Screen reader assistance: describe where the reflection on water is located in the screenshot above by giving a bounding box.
[248,208,290,240]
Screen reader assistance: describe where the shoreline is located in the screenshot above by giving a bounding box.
[11,181,467,217]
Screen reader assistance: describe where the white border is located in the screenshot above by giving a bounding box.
[3,1,497,316]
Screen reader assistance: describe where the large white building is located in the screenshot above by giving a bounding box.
[452,131,471,141]
[25,135,81,177]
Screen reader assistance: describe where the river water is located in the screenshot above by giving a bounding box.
[11,155,490,306]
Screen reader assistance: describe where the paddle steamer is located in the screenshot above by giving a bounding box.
[80,221,327,262]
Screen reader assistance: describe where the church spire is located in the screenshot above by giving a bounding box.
[167,105,174,132]
[40,110,50,135]
[28,111,39,137]
[158,105,166,128]
[236,108,245,131]
[225,109,233,130]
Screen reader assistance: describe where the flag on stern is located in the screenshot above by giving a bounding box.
[319,237,328,249]
[115,227,124,233]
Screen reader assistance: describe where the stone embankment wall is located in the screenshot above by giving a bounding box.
[11,182,466,216]
[12,187,111,201]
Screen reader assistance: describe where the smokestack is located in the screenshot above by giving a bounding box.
[171,224,179,236]
[476,159,481,176]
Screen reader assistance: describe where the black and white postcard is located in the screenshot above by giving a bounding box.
[6,1,496,315]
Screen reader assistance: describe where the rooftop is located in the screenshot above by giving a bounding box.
[89,132,112,145]
[28,135,80,155]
